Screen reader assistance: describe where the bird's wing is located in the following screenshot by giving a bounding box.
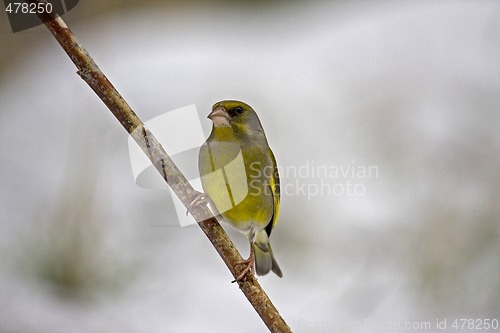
[265,148,280,236]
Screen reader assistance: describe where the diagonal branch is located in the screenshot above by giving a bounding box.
[27,1,292,332]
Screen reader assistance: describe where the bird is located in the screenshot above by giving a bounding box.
[198,100,282,281]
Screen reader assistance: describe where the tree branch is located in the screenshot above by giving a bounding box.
[27,1,292,332]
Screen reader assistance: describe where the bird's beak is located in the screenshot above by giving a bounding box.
[208,106,230,126]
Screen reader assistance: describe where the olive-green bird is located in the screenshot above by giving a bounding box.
[198,100,282,281]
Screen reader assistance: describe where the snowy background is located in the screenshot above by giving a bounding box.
[1,1,499,332]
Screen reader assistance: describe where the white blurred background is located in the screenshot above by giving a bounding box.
[1,1,499,332]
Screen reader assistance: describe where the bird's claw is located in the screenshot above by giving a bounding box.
[231,258,254,283]
[231,246,256,283]
[186,191,208,216]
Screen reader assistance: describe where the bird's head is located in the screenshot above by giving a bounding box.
[208,100,265,138]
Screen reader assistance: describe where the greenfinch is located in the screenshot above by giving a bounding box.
[198,100,282,281]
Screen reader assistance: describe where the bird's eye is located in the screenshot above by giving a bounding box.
[234,107,244,115]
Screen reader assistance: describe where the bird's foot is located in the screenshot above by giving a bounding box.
[231,252,255,283]
[186,191,208,216]
[232,258,254,283]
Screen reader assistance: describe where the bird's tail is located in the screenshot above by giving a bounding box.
[254,230,283,277]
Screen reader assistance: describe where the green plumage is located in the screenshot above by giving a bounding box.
[199,101,282,278]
